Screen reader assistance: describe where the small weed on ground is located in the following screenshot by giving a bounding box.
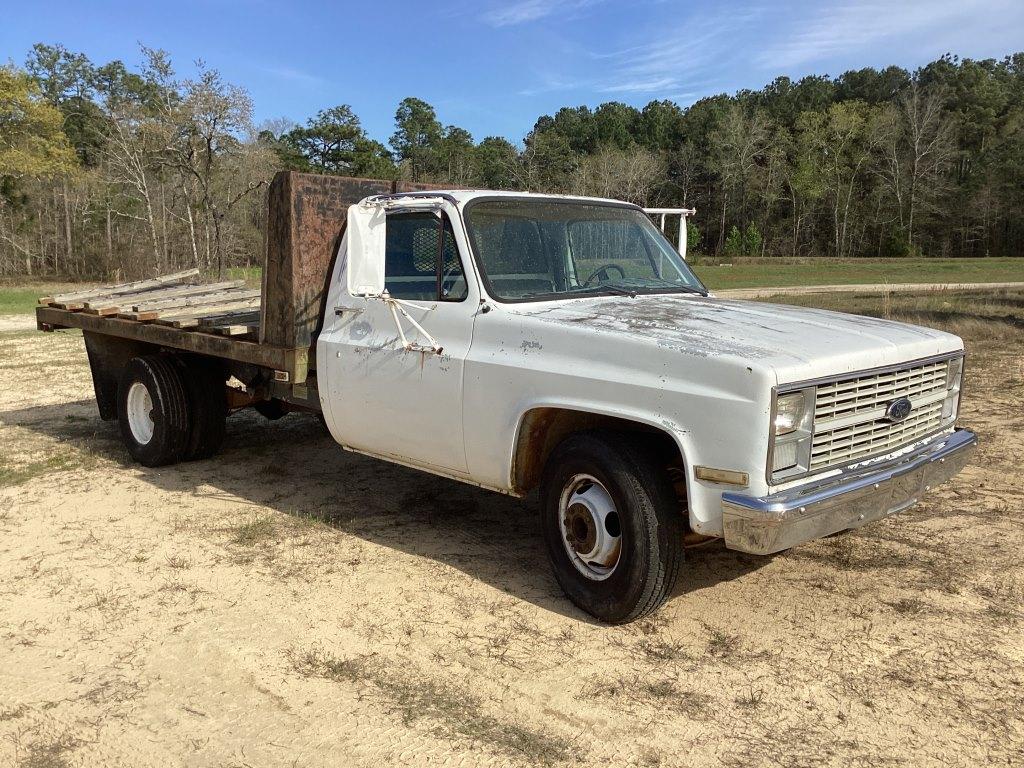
[706,627,741,659]
[288,645,570,764]
[232,514,278,546]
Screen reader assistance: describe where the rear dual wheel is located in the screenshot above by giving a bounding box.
[117,354,226,466]
[174,356,227,461]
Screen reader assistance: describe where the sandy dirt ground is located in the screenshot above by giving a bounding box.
[1,312,1022,767]
[0,315,35,333]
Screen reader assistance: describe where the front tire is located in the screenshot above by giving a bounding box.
[117,355,191,467]
[540,432,684,624]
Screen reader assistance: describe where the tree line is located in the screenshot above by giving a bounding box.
[2,43,1022,279]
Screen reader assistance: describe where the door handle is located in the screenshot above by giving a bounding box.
[334,306,364,316]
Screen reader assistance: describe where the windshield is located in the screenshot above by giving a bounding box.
[463,198,706,302]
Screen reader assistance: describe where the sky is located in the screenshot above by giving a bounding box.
[3,0,1023,146]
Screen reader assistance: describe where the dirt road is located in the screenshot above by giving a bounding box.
[0,316,34,333]
[1,307,1022,767]
[716,280,1024,299]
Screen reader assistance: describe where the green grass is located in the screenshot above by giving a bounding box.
[222,266,263,287]
[0,452,100,489]
[0,281,86,314]
[693,257,1024,290]
[0,287,55,315]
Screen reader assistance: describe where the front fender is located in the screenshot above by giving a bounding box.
[508,396,697,486]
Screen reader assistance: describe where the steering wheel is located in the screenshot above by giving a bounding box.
[582,263,627,288]
[440,262,464,297]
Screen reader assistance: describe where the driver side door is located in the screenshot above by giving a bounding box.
[319,208,478,474]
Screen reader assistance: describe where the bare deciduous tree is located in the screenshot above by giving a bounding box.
[571,146,665,205]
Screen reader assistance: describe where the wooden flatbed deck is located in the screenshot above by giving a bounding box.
[35,269,310,381]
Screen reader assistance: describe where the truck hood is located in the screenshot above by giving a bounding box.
[512,294,963,384]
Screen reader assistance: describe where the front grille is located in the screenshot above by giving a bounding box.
[809,359,951,470]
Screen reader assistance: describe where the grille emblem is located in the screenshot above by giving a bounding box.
[883,397,913,423]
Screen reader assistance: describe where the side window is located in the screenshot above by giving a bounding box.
[384,212,468,301]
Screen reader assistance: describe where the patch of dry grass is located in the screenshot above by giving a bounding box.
[288,645,571,764]
[0,450,102,489]
[766,288,1024,345]
[231,514,278,546]
[7,731,81,768]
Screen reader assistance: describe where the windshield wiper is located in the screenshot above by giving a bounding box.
[565,281,707,298]
[519,281,707,301]
[563,284,638,297]
[630,277,708,296]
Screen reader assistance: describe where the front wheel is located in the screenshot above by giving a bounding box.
[540,432,684,624]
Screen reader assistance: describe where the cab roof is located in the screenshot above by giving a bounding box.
[370,189,641,208]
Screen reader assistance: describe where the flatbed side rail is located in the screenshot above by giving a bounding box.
[36,306,309,381]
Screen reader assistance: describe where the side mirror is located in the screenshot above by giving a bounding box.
[346,203,386,296]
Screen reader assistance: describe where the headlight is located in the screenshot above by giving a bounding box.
[942,355,964,423]
[772,439,800,472]
[770,387,815,477]
[945,355,963,391]
[774,392,808,436]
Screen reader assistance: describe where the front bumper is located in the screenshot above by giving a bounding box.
[721,428,977,555]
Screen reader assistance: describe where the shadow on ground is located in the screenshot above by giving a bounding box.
[3,398,767,621]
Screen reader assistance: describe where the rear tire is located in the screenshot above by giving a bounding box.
[540,432,684,624]
[175,356,227,461]
[117,355,191,467]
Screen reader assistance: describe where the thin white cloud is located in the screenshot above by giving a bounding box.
[260,65,323,86]
[597,77,679,94]
[608,10,761,79]
[510,0,1023,105]
[518,74,589,96]
[481,0,603,27]
[581,10,760,97]
[759,0,1023,68]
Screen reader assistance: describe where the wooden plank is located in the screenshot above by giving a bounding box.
[116,289,260,321]
[44,269,200,307]
[115,308,166,322]
[83,280,244,313]
[131,287,260,313]
[156,296,261,321]
[214,322,259,337]
[199,309,261,325]
[198,309,261,337]
[154,297,262,328]
[198,309,261,328]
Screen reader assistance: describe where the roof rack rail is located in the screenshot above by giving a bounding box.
[363,191,462,206]
[644,207,697,260]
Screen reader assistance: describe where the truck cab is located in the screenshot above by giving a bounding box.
[315,190,976,622]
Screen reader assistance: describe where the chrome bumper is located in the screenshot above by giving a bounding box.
[721,428,977,555]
